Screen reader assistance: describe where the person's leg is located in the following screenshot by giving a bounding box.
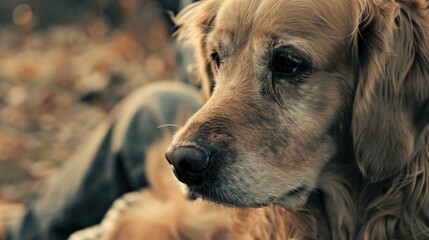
[6,81,201,240]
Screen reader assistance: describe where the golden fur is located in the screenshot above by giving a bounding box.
[107,0,429,239]
[171,0,429,239]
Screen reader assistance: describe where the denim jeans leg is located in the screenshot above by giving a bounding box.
[7,81,201,240]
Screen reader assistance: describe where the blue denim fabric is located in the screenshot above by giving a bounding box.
[7,82,201,240]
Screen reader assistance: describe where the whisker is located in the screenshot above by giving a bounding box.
[157,124,182,129]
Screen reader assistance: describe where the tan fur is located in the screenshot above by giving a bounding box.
[169,0,429,239]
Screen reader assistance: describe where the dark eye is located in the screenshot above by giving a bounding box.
[272,54,307,79]
[210,51,221,70]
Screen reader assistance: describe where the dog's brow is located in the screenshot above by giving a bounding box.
[273,45,299,56]
[206,15,217,31]
[272,44,311,62]
[266,34,306,55]
[207,36,230,57]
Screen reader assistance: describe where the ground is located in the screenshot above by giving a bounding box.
[0,0,178,227]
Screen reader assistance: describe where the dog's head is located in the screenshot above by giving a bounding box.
[166,0,428,210]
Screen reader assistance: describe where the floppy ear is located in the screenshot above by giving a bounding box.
[351,0,421,181]
[175,0,222,101]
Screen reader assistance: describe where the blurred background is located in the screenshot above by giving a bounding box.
[0,0,181,222]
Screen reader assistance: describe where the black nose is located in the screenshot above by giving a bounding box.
[165,146,210,186]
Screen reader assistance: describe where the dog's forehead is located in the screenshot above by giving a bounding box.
[211,0,357,66]
[217,0,354,31]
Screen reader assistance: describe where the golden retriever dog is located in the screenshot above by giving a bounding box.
[163,0,429,239]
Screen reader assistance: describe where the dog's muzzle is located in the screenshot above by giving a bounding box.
[165,145,211,186]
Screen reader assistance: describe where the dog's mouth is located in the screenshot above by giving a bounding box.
[282,185,309,198]
[186,190,199,201]
[185,186,271,208]
[183,182,310,209]
[273,184,311,209]
[173,168,204,187]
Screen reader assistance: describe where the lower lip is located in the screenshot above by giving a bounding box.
[188,188,270,208]
[186,191,199,200]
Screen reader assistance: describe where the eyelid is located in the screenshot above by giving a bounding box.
[210,51,221,70]
[210,50,219,59]
[210,48,227,66]
[211,46,222,57]
[272,45,312,66]
[279,54,303,63]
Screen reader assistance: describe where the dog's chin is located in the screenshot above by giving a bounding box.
[184,186,309,210]
[186,188,269,208]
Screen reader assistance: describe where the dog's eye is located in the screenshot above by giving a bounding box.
[272,54,307,84]
[210,51,221,70]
